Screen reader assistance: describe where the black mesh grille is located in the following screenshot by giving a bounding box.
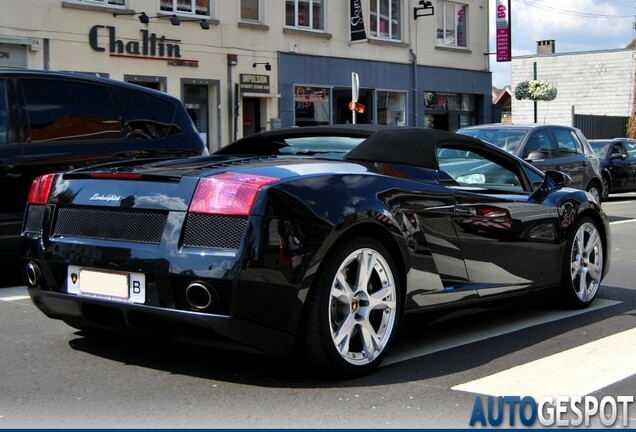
[54,207,167,244]
[182,214,247,249]
[24,205,48,233]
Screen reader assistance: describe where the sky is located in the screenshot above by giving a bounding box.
[489,0,635,88]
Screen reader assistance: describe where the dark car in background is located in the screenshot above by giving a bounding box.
[589,138,636,200]
[22,125,610,377]
[0,70,207,260]
[456,123,603,201]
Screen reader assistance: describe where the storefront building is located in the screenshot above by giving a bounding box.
[1,0,492,151]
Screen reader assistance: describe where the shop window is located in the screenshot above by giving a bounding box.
[285,0,324,30]
[370,0,401,41]
[21,79,124,142]
[68,0,125,6]
[240,0,260,21]
[161,0,211,17]
[294,86,330,126]
[436,1,467,48]
[377,91,406,126]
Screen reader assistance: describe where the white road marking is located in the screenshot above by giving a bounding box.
[0,286,29,302]
[383,298,619,366]
[452,327,636,398]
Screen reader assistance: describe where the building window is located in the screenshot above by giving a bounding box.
[285,0,324,30]
[377,91,406,126]
[370,0,401,41]
[240,0,260,21]
[294,86,330,126]
[69,0,125,6]
[436,1,467,48]
[161,0,210,17]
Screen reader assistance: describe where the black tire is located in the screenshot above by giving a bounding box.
[301,236,401,377]
[601,175,610,201]
[560,216,604,308]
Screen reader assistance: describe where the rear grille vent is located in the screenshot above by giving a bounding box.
[24,205,48,233]
[183,214,247,249]
[54,207,167,244]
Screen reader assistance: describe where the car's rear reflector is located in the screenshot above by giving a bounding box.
[189,172,279,215]
[27,173,56,204]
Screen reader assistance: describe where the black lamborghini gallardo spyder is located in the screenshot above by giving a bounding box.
[21,125,610,376]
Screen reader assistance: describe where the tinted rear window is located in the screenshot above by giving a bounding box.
[112,86,181,140]
[21,79,124,142]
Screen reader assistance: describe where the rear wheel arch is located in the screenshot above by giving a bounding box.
[585,178,603,202]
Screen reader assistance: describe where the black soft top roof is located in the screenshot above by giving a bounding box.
[215,125,485,169]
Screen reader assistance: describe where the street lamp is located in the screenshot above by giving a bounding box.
[413,0,434,19]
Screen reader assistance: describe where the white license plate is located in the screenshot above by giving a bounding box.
[67,265,145,304]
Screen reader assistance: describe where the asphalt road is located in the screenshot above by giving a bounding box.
[1,195,635,429]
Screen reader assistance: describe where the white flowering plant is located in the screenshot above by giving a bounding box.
[514,80,557,102]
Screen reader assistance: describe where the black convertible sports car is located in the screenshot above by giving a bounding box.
[21,125,610,376]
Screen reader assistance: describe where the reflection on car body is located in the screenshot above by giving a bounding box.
[22,125,610,377]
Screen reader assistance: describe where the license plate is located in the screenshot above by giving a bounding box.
[67,265,145,304]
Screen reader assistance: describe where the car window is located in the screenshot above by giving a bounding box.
[456,128,527,154]
[21,79,125,142]
[112,86,181,140]
[553,129,584,155]
[437,147,524,192]
[524,166,544,190]
[0,79,7,145]
[625,141,636,158]
[524,130,557,159]
[590,141,611,158]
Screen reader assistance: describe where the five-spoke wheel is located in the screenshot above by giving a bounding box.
[562,217,604,307]
[303,236,400,376]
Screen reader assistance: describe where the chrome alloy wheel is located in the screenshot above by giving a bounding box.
[328,247,397,366]
[569,221,603,303]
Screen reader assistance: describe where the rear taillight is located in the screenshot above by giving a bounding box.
[27,174,56,204]
[189,172,279,216]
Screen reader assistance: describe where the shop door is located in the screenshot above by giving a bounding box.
[184,85,209,147]
[243,97,260,136]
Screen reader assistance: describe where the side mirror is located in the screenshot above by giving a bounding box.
[610,152,625,160]
[529,170,571,203]
[525,151,545,162]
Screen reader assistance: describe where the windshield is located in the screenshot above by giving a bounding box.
[457,128,529,155]
[589,140,611,158]
[215,134,366,159]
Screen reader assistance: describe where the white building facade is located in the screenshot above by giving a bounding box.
[1,0,493,151]
[512,41,635,129]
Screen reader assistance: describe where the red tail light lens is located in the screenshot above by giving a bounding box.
[27,174,56,204]
[189,172,279,215]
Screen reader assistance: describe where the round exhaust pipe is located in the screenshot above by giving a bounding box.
[25,262,42,287]
[186,281,215,311]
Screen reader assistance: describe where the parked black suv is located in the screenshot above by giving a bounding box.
[456,123,603,200]
[0,70,207,260]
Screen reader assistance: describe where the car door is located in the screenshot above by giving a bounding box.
[439,146,562,297]
[606,140,636,193]
[551,127,589,190]
[606,142,630,193]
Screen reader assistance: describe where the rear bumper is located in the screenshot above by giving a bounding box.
[28,287,296,357]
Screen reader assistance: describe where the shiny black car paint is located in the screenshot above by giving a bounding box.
[22,126,611,358]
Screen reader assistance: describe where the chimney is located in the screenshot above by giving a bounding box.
[537,40,556,54]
